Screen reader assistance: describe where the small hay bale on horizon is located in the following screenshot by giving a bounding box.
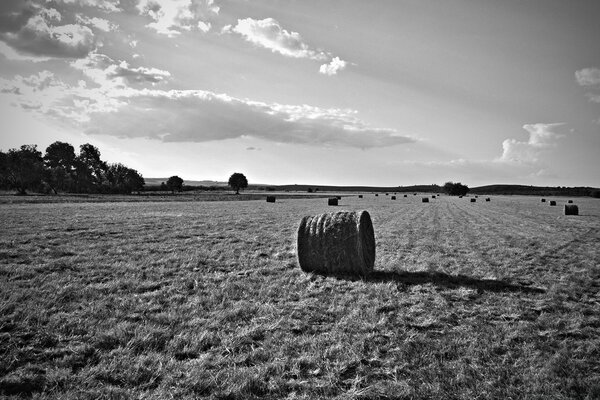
[375,194,379,197]
[358,194,363,198]
[541,198,546,203]
[403,194,407,197]
[564,204,579,215]
[266,196,276,203]
[431,195,436,198]
[486,198,491,202]
[471,198,476,203]
[422,197,429,203]
[568,200,573,203]
[296,210,375,276]
[550,201,557,206]
[336,196,342,200]
[391,196,396,200]
[328,197,338,206]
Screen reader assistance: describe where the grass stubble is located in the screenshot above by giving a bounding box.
[0,195,599,399]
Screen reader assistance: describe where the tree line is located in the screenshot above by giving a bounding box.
[0,142,144,195]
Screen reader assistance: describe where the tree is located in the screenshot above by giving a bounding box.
[75,143,107,192]
[228,172,248,194]
[166,175,183,193]
[106,163,145,194]
[5,145,44,194]
[443,181,469,196]
[44,141,76,193]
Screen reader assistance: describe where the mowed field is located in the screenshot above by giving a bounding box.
[1,194,599,399]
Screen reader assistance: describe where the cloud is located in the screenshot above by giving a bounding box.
[53,0,122,13]
[575,67,600,87]
[226,18,328,61]
[75,14,117,32]
[137,0,218,36]
[0,2,96,59]
[319,57,348,76]
[71,52,171,88]
[499,123,566,164]
[79,89,414,148]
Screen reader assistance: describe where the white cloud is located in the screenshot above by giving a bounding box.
[0,3,96,60]
[71,52,171,89]
[499,123,566,163]
[137,0,218,37]
[227,18,328,61]
[53,0,122,13]
[319,57,348,76]
[76,15,117,32]
[575,67,600,87]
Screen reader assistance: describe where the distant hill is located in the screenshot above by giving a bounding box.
[144,178,229,187]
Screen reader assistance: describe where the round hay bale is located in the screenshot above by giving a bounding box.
[403,194,407,197]
[541,198,546,202]
[564,204,579,215]
[391,196,396,200]
[328,197,338,206]
[336,196,342,200]
[375,194,379,197]
[568,200,573,204]
[422,197,429,203]
[385,193,389,196]
[266,196,276,203]
[358,195,363,198]
[296,210,375,275]
[549,200,556,206]
[431,195,436,198]
[485,198,490,202]
[459,196,463,198]
[470,198,476,203]
[475,195,479,198]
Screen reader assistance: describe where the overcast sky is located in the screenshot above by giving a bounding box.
[1,0,599,186]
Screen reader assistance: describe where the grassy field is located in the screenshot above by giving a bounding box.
[1,194,599,399]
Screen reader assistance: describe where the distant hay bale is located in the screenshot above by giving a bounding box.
[422,197,429,203]
[564,204,579,215]
[475,195,479,198]
[336,196,342,200]
[391,196,396,200]
[266,196,276,203]
[385,193,389,196]
[549,201,556,206]
[541,199,546,202]
[358,195,363,198]
[485,198,490,202]
[403,194,407,197]
[375,194,379,197]
[459,196,463,198]
[431,195,436,198]
[568,200,573,203]
[296,210,375,275]
[328,197,338,206]
[470,198,476,203]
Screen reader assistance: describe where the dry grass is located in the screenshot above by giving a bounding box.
[1,195,599,399]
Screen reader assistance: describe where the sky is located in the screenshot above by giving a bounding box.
[1,0,599,187]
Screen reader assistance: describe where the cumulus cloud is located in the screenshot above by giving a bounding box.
[575,67,600,87]
[319,57,348,76]
[137,0,218,36]
[75,14,117,32]
[226,18,328,60]
[499,123,566,163]
[53,0,122,13]
[71,52,171,88]
[0,2,96,59]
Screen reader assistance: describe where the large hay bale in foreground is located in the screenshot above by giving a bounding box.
[266,196,276,203]
[549,201,556,206]
[328,197,338,206]
[297,210,375,275]
[470,198,476,203]
[564,205,579,215]
[422,197,429,203]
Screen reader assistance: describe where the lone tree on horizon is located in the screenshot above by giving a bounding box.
[166,175,183,193]
[228,172,248,194]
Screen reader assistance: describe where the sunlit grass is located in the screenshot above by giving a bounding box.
[1,195,599,399]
